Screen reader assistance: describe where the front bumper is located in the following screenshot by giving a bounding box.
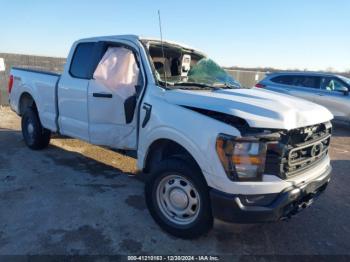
[210,165,332,223]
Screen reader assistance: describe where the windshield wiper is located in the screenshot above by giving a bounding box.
[157,79,175,89]
[158,79,239,90]
[212,82,241,89]
[172,82,221,90]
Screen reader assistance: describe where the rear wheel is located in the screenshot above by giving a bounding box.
[145,158,213,238]
[21,108,51,150]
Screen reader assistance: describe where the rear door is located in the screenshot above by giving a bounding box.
[265,75,295,95]
[313,77,350,119]
[87,41,145,150]
[58,42,97,141]
[285,75,321,102]
[266,75,319,102]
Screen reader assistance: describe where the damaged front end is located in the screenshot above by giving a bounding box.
[181,106,333,223]
[216,121,332,182]
[211,121,333,223]
[183,105,332,181]
[264,121,332,180]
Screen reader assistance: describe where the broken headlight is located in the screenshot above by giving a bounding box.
[216,134,267,181]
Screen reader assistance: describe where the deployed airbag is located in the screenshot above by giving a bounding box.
[93,47,139,99]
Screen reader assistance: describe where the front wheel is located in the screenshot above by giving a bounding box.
[145,158,213,239]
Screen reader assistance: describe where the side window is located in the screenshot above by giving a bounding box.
[293,76,320,89]
[93,46,140,98]
[271,75,294,85]
[322,77,348,92]
[70,42,96,79]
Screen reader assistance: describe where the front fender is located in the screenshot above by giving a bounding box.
[138,126,210,176]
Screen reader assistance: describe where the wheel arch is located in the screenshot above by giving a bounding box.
[142,138,206,184]
[18,92,37,116]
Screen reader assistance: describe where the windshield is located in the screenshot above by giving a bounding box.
[146,41,241,89]
[339,75,350,85]
[186,58,241,88]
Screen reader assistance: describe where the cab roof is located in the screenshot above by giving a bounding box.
[267,71,343,78]
[77,35,206,57]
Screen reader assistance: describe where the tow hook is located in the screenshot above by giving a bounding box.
[281,193,316,221]
[297,196,314,210]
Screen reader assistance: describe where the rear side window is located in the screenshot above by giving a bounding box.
[270,75,294,85]
[271,75,320,89]
[70,42,96,79]
[292,76,320,89]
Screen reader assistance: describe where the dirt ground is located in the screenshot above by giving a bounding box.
[0,106,349,256]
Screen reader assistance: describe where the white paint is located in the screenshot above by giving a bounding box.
[8,34,333,198]
[0,58,5,72]
[8,69,59,132]
[163,88,333,130]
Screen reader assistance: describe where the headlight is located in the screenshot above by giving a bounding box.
[216,134,267,181]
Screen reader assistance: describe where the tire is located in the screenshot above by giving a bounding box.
[145,158,213,239]
[21,107,51,150]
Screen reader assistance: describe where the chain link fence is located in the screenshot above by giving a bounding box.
[0,53,266,105]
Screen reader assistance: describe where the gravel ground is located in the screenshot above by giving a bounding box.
[0,106,349,256]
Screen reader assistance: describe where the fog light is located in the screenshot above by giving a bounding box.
[240,193,278,206]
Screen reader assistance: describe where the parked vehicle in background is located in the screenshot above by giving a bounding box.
[256,72,350,123]
[8,35,334,238]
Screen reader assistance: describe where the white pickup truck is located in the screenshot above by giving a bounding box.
[8,35,333,238]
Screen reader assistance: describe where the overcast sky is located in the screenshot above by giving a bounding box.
[1,0,349,71]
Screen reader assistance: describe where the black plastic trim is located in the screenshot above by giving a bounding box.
[92,93,112,98]
[210,165,332,223]
[54,76,61,134]
[124,95,137,124]
[142,103,152,128]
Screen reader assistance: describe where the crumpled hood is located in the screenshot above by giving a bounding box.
[164,88,333,130]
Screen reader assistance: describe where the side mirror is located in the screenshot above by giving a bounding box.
[338,86,349,96]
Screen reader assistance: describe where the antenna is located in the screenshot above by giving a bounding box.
[158,10,167,87]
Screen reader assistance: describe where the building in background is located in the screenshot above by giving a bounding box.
[225,69,266,88]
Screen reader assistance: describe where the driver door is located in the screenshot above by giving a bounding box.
[87,41,144,150]
[313,77,350,119]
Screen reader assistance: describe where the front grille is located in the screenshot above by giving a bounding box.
[264,122,332,179]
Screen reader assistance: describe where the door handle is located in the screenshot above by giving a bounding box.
[93,93,113,98]
[317,93,324,96]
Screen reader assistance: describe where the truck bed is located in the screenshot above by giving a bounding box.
[9,67,61,132]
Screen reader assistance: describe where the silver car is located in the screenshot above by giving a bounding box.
[257,72,350,122]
